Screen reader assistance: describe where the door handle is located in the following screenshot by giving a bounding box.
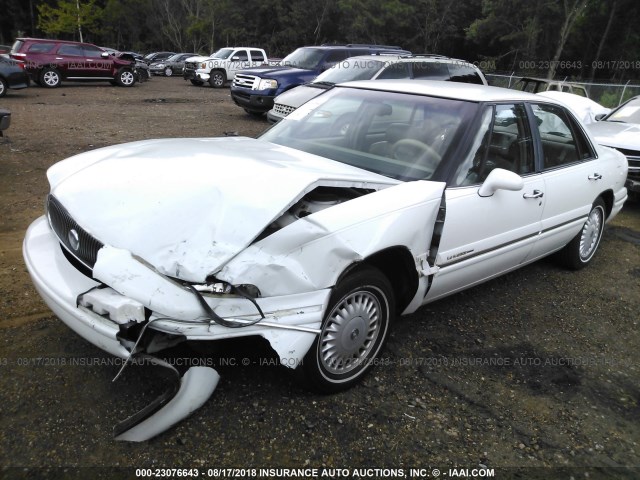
[588,173,602,180]
[523,190,544,199]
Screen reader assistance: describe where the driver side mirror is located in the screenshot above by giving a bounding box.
[478,168,524,197]
[594,113,607,121]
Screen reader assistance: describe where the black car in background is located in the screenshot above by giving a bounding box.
[0,54,30,97]
[149,53,197,76]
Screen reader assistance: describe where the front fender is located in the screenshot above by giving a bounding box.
[219,181,446,296]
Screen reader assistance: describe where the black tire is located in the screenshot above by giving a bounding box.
[556,198,606,270]
[296,266,394,393]
[164,67,173,77]
[39,68,61,88]
[190,79,204,86]
[209,70,226,88]
[116,68,136,87]
[0,78,7,97]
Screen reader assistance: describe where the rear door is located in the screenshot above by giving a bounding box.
[425,103,545,302]
[525,102,602,260]
[54,44,85,78]
[248,49,266,67]
[227,49,249,79]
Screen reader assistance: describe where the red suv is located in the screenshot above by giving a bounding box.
[10,38,136,88]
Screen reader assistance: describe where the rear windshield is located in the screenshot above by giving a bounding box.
[10,40,24,54]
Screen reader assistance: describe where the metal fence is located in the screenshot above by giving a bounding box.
[485,73,640,108]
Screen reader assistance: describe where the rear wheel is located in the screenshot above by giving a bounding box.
[556,198,606,269]
[209,70,226,88]
[40,68,61,88]
[296,266,394,393]
[164,67,173,76]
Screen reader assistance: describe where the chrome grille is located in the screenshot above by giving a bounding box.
[233,73,258,89]
[273,103,296,117]
[47,195,103,269]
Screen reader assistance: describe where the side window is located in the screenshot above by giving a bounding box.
[453,104,534,186]
[447,63,485,85]
[376,62,410,79]
[324,50,348,68]
[411,61,449,80]
[58,45,84,56]
[233,50,248,61]
[28,43,56,53]
[532,103,594,168]
[250,50,265,62]
[83,45,104,58]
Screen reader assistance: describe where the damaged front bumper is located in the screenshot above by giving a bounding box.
[23,216,328,362]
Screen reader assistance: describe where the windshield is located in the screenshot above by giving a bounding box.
[166,54,183,62]
[606,98,640,124]
[280,48,325,70]
[314,58,386,85]
[212,48,234,59]
[260,86,475,181]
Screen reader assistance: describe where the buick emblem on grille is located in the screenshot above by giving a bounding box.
[68,229,80,251]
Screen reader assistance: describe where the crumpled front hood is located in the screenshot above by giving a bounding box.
[587,121,640,151]
[48,137,395,281]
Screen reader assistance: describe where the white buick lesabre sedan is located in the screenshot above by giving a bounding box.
[24,80,628,436]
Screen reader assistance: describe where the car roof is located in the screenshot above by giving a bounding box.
[16,37,87,46]
[342,54,473,64]
[339,79,558,103]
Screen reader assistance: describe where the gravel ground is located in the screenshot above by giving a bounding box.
[0,77,639,480]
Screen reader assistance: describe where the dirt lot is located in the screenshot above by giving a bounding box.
[0,78,639,479]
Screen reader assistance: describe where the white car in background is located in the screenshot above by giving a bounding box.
[586,95,640,197]
[267,54,487,123]
[23,81,628,440]
[537,90,610,124]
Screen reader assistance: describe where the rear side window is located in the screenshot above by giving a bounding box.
[532,103,595,168]
[377,62,411,79]
[27,43,56,53]
[250,50,265,62]
[448,63,485,85]
[411,61,450,80]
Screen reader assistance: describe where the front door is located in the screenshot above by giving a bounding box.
[425,104,545,302]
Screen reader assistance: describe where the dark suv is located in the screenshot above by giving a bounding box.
[10,38,136,88]
[231,44,411,116]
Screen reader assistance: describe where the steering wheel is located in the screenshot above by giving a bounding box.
[391,138,442,168]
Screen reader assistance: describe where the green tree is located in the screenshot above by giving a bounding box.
[38,0,103,42]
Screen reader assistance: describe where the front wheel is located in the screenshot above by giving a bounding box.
[556,198,606,269]
[116,68,136,87]
[0,78,7,97]
[190,79,204,86]
[296,266,394,393]
[164,67,173,76]
[209,70,226,88]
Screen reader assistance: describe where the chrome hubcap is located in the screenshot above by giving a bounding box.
[580,206,603,260]
[121,72,134,85]
[44,72,58,86]
[320,290,381,374]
